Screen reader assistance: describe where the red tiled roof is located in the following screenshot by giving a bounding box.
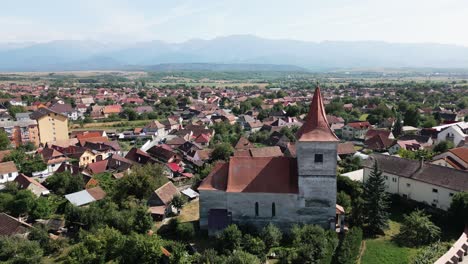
[87,160,108,174]
[234,137,254,150]
[296,87,339,142]
[149,205,166,215]
[337,142,356,155]
[0,161,18,174]
[198,162,229,191]
[450,147,468,163]
[76,132,103,140]
[167,162,182,172]
[0,213,31,236]
[87,186,106,201]
[195,134,210,143]
[365,134,394,151]
[347,121,371,129]
[14,173,48,190]
[249,146,283,158]
[154,182,180,205]
[365,129,391,140]
[226,156,298,193]
[103,105,122,114]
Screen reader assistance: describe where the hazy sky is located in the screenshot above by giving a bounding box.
[2,0,468,46]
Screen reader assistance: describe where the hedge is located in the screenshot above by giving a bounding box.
[333,227,363,264]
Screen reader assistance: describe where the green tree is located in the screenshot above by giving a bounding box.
[260,223,283,250]
[122,108,138,121]
[362,161,389,234]
[0,130,10,150]
[211,142,234,161]
[171,194,187,215]
[81,227,126,262]
[217,224,243,254]
[120,233,164,263]
[0,192,14,212]
[7,105,26,118]
[30,197,52,219]
[3,150,46,176]
[243,234,266,258]
[396,210,441,247]
[0,236,43,264]
[133,206,153,234]
[392,118,403,138]
[337,191,352,213]
[114,163,167,201]
[433,140,454,153]
[290,224,338,264]
[404,106,420,127]
[175,222,195,240]
[195,248,226,264]
[28,226,62,255]
[449,192,468,230]
[45,171,83,195]
[225,250,261,264]
[7,190,36,217]
[65,243,99,264]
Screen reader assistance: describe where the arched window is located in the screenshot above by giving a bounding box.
[272,202,276,217]
[255,202,259,217]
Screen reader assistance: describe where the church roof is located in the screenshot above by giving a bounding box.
[296,87,339,142]
[199,157,298,194]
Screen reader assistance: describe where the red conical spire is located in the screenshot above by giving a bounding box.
[296,86,339,142]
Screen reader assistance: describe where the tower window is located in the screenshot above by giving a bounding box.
[272,203,276,217]
[255,202,259,217]
[314,154,323,163]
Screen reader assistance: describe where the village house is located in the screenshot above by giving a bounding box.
[388,140,423,155]
[65,186,107,206]
[14,173,50,196]
[363,154,468,210]
[148,181,180,220]
[50,102,81,121]
[0,213,32,237]
[435,122,468,147]
[199,87,342,233]
[431,147,468,170]
[0,161,19,185]
[342,121,372,140]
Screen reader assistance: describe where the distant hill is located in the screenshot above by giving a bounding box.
[145,63,308,72]
[1,35,468,71]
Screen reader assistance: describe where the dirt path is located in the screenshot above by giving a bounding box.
[357,240,366,264]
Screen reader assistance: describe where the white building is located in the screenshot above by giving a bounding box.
[0,161,19,185]
[435,122,468,147]
[363,154,468,210]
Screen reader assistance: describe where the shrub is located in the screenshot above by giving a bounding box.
[411,242,451,264]
[176,222,195,240]
[260,223,282,250]
[333,227,363,264]
[217,224,243,254]
[396,210,441,247]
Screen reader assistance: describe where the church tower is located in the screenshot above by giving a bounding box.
[296,86,339,227]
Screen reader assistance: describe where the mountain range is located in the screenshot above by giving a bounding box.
[1,35,468,72]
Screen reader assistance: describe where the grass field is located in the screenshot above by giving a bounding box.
[361,220,418,264]
[359,114,369,121]
[362,240,415,264]
[178,198,200,223]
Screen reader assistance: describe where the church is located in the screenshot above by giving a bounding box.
[199,87,342,233]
